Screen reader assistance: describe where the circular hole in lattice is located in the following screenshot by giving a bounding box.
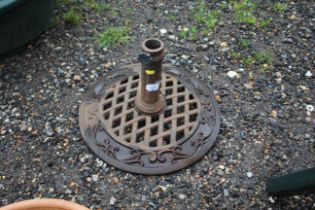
[99,73,201,150]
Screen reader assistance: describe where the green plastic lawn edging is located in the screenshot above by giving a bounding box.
[0,0,52,59]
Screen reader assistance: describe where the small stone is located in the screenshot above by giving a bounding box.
[153,191,160,199]
[244,81,254,89]
[200,44,208,50]
[305,71,312,78]
[168,35,176,40]
[271,110,277,118]
[73,75,81,82]
[269,196,275,203]
[178,193,187,200]
[227,71,239,79]
[110,196,117,206]
[181,55,189,60]
[218,21,224,27]
[215,95,222,103]
[44,123,54,137]
[217,169,224,176]
[112,177,119,184]
[65,189,72,194]
[282,38,294,43]
[92,174,99,182]
[306,105,314,112]
[80,154,91,163]
[289,14,297,20]
[192,68,199,73]
[246,172,253,178]
[220,42,228,48]
[275,72,282,78]
[275,78,282,84]
[158,185,167,192]
[182,27,189,32]
[223,189,229,196]
[159,29,167,36]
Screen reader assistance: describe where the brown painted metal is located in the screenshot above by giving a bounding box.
[79,64,221,175]
[99,73,200,151]
[135,38,165,114]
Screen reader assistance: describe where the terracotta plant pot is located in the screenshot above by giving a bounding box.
[0,199,89,210]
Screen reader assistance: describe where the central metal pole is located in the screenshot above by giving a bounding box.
[135,38,165,114]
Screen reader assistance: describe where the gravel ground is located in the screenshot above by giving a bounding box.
[1,0,315,209]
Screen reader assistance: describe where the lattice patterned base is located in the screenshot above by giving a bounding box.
[79,64,220,175]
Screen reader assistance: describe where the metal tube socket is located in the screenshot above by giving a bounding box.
[135,38,165,114]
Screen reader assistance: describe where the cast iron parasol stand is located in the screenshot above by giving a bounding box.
[79,38,220,175]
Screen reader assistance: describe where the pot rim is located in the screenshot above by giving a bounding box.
[0,198,89,210]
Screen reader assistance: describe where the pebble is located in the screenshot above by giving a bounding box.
[269,196,275,203]
[244,82,254,89]
[220,42,228,48]
[306,105,314,112]
[80,154,91,163]
[289,14,297,20]
[159,29,167,36]
[181,55,189,60]
[203,55,210,61]
[275,78,282,84]
[109,196,117,206]
[275,72,282,78]
[44,123,54,137]
[246,172,253,178]
[218,169,224,176]
[112,177,119,184]
[96,158,104,167]
[223,189,229,196]
[73,75,81,82]
[227,71,239,79]
[282,38,294,44]
[305,71,312,78]
[271,110,277,118]
[92,174,99,182]
[168,35,176,40]
[178,193,187,200]
[201,44,208,50]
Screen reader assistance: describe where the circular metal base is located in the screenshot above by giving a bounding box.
[79,64,220,175]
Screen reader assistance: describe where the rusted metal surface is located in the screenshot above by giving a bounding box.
[99,73,200,151]
[136,38,165,114]
[79,64,220,175]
